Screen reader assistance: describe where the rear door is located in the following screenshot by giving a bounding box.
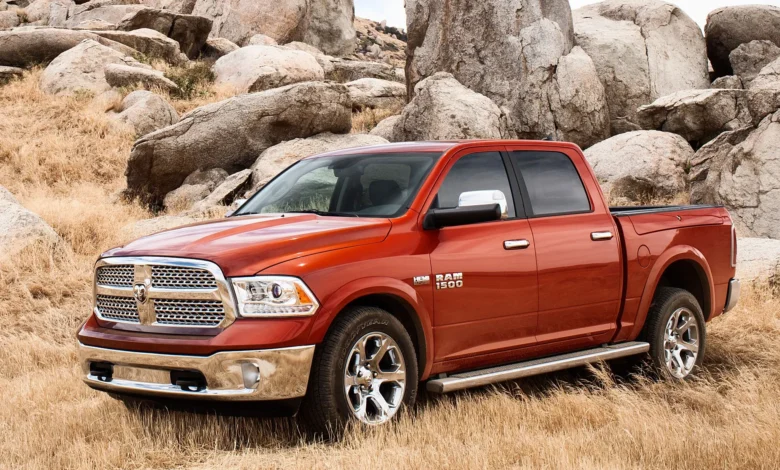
[506,146,622,347]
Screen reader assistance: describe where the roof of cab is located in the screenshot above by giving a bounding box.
[304,140,581,160]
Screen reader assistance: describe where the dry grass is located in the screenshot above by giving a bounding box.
[351,106,402,134]
[3,70,780,470]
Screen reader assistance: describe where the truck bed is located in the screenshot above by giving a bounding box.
[610,205,724,217]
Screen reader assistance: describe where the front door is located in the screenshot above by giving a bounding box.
[426,149,539,363]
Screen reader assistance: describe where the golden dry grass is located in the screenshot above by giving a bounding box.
[2,70,780,470]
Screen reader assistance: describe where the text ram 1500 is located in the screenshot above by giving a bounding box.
[77,140,740,433]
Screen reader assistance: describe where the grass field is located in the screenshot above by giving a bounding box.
[2,71,779,470]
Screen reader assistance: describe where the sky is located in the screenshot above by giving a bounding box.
[354,0,780,31]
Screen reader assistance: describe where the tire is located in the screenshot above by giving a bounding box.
[640,287,706,380]
[299,306,418,438]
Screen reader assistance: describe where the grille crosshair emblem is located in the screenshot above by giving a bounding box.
[133,283,148,304]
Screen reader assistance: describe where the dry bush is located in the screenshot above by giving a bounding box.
[351,106,402,134]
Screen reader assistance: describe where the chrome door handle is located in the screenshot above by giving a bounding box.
[504,239,530,250]
[591,231,614,241]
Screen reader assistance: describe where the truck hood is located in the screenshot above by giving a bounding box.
[105,214,392,277]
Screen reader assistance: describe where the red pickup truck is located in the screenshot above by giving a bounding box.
[78,140,739,434]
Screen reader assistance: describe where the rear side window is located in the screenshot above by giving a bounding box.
[435,151,517,218]
[510,151,591,217]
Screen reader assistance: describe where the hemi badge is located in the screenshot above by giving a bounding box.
[413,275,431,286]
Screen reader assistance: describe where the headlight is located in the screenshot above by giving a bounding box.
[230,276,319,317]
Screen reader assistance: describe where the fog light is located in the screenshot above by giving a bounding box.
[241,362,261,389]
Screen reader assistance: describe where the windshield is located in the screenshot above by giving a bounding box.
[236,152,443,218]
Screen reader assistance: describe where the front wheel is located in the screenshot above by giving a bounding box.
[299,306,418,437]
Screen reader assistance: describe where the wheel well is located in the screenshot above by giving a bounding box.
[345,294,426,377]
[655,260,711,319]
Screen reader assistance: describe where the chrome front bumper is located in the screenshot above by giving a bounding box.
[78,343,315,401]
[724,278,740,313]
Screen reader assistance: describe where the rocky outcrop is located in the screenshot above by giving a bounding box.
[584,130,693,202]
[389,72,510,143]
[212,45,324,93]
[93,28,185,64]
[40,39,149,95]
[705,5,780,78]
[125,81,352,205]
[250,133,388,191]
[406,0,609,148]
[711,76,743,90]
[116,8,211,59]
[689,109,780,239]
[0,186,61,259]
[110,90,178,136]
[637,88,780,146]
[729,40,780,88]
[105,63,179,92]
[346,78,405,111]
[0,28,136,67]
[736,238,780,284]
[573,0,709,135]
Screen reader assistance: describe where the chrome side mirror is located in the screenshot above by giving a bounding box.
[225,199,248,218]
[458,190,509,219]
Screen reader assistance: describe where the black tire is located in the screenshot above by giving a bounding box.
[298,306,418,438]
[640,287,706,380]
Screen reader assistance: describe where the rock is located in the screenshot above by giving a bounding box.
[93,28,185,64]
[138,0,196,13]
[735,238,780,284]
[23,0,71,26]
[116,8,212,59]
[751,58,780,92]
[690,109,780,238]
[301,0,355,56]
[705,5,780,77]
[369,115,399,141]
[105,63,179,92]
[637,88,780,146]
[40,39,149,96]
[407,0,609,148]
[246,33,276,46]
[390,72,510,143]
[0,187,61,259]
[187,168,251,213]
[325,57,395,82]
[111,90,178,136]
[346,78,405,111]
[71,19,116,30]
[0,64,22,82]
[200,36,237,59]
[123,214,198,239]
[573,0,709,136]
[183,167,228,186]
[67,4,147,27]
[728,40,780,88]
[163,182,212,211]
[250,133,389,190]
[0,28,138,67]
[281,41,322,56]
[711,76,743,90]
[0,9,19,28]
[212,45,324,93]
[584,130,693,202]
[126,81,352,205]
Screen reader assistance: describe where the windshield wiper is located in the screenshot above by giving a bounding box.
[287,209,360,217]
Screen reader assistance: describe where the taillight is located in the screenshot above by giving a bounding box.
[731,224,737,268]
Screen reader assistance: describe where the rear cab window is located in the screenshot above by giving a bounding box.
[509,151,591,217]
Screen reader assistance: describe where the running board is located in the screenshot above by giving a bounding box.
[426,341,649,394]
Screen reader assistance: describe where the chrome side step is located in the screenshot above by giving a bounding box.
[426,341,649,393]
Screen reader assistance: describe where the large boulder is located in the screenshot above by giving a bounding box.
[23,0,71,26]
[346,78,405,111]
[0,187,61,259]
[406,0,609,148]
[389,72,510,143]
[301,0,355,57]
[105,63,179,92]
[690,109,780,238]
[711,76,743,90]
[93,28,185,64]
[116,8,212,59]
[573,0,709,135]
[584,130,693,202]
[125,81,352,205]
[728,40,780,88]
[212,45,324,93]
[40,39,149,95]
[66,4,147,28]
[369,115,400,141]
[751,57,780,92]
[200,36,237,59]
[250,133,389,190]
[0,28,137,67]
[705,5,780,78]
[637,88,780,147]
[736,238,780,285]
[0,9,20,28]
[111,90,178,136]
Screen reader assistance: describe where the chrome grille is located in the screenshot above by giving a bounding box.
[154,299,225,326]
[96,295,139,323]
[151,266,218,289]
[96,265,134,287]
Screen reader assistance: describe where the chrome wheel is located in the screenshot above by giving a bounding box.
[663,307,700,378]
[343,332,406,425]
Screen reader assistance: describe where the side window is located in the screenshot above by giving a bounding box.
[435,152,516,218]
[510,151,591,217]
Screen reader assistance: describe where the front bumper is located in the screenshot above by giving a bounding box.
[78,342,315,401]
[724,278,740,313]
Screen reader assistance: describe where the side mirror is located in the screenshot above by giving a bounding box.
[225,198,248,218]
[423,204,502,230]
[458,190,509,219]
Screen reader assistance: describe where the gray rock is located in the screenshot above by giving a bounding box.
[390,72,510,143]
[0,9,19,28]
[584,130,693,202]
[0,64,22,82]
[23,0,71,26]
[573,0,710,135]
[711,76,743,90]
[0,28,137,67]
[200,36,237,59]
[346,78,405,111]
[125,80,353,205]
[137,0,196,13]
[0,186,61,259]
[369,115,400,141]
[67,4,147,27]
[324,57,395,83]
[183,167,228,186]
[302,0,355,56]
[187,168,251,213]
[637,88,780,146]
[736,238,780,284]
[93,28,185,64]
[281,41,322,56]
[40,39,149,95]
[163,183,211,211]
[250,133,389,191]
[246,33,276,46]
[105,63,179,92]
[728,40,780,87]
[706,5,780,77]
[111,89,178,136]
[750,57,780,92]
[116,8,212,59]
[212,45,324,93]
